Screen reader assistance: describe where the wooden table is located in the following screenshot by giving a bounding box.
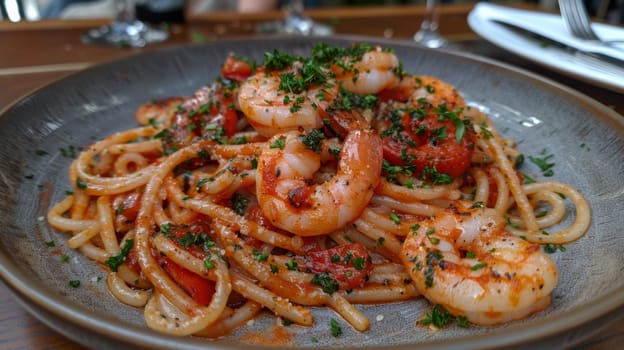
[1,4,623,349]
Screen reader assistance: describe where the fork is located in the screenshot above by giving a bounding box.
[558,0,600,41]
[558,0,624,47]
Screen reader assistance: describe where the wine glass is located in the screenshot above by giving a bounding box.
[257,0,333,36]
[413,0,446,48]
[82,0,169,48]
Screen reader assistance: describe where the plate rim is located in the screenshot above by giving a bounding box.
[1,35,623,349]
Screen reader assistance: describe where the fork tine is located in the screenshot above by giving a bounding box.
[570,0,598,39]
[559,0,600,41]
[577,0,600,40]
[559,1,582,37]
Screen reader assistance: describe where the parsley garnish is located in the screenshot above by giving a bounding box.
[231,193,249,216]
[69,280,81,288]
[76,178,87,190]
[470,262,487,271]
[252,247,269,262]
[544,244,566,254]
[330,318,343,337]
[311,272,339,294]
[521,172,536,184]
[469,201,485,209]
[389,212,401,225]
[104,239,134,272]
[300,129,325,153]
[263,49,296,71]
[419,304,453,328]
[204,258,215,270]
[529,151,555,177]
[419,304,472,328]
[424,249,443,288]
[286,259,298,271]
[352,257,366,270]
[270,137,286,149]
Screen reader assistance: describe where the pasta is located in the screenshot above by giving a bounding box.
[47,43,590,337]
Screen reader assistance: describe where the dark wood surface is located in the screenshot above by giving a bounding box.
[0,4,622,349]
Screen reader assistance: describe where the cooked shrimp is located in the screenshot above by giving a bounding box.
[411,75,465,110]
[401,202,558,325]
[238,69,336,137]
[256,129,383,236]
[379,74,464,110]
[333,46,401,95]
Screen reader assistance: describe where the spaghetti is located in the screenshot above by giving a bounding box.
[48,43,590,336]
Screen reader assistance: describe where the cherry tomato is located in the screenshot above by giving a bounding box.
[161,257,216,306]
[117,191,142,221]
[221,55,253,82]
[381,107,474,180]
[305,243,371,290]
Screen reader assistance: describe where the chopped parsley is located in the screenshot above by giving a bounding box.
[521,172,536,184]
[104,239,134,272]
[528,151,555,177]
[470,262,487,271]
[311,272,339,294]
[352,257,366,270]
[424,249,443,288]
[252,247,269,262]
[263,49,297,71]
[469,201,485,209]
[160,223,172,235]
[389,212,401,225]
[69,280,81,288]
[544,243,567,254]
[419,304,471,329]
[300,129,325,153]
[330,318,343,337]
[285,259,298,271]
[422,167,452,185]
[76,178,87,190]
[231,193,249,216]
[59,145,78,158]
[204,258,215,270]
[270,137,286,149]
[419,304,453,328]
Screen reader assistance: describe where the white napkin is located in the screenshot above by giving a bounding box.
[472,3,624,61]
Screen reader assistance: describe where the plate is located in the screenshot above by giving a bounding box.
[1,36,623,349]
[468,3,624,94]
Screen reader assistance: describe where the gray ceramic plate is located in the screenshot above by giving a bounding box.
[0,36,623,350]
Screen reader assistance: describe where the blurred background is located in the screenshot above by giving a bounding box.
[2,0,623,24]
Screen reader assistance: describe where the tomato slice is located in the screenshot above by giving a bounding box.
[222,108,239,137]
[161,257,215,306]
[221,55,253,82]
[305,243,371,290]
[381,106,474,180]
[117,191,142,221]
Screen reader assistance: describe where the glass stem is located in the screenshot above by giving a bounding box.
[114,0,133,23]
[284,0,305,20]
[420,0,439,33]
